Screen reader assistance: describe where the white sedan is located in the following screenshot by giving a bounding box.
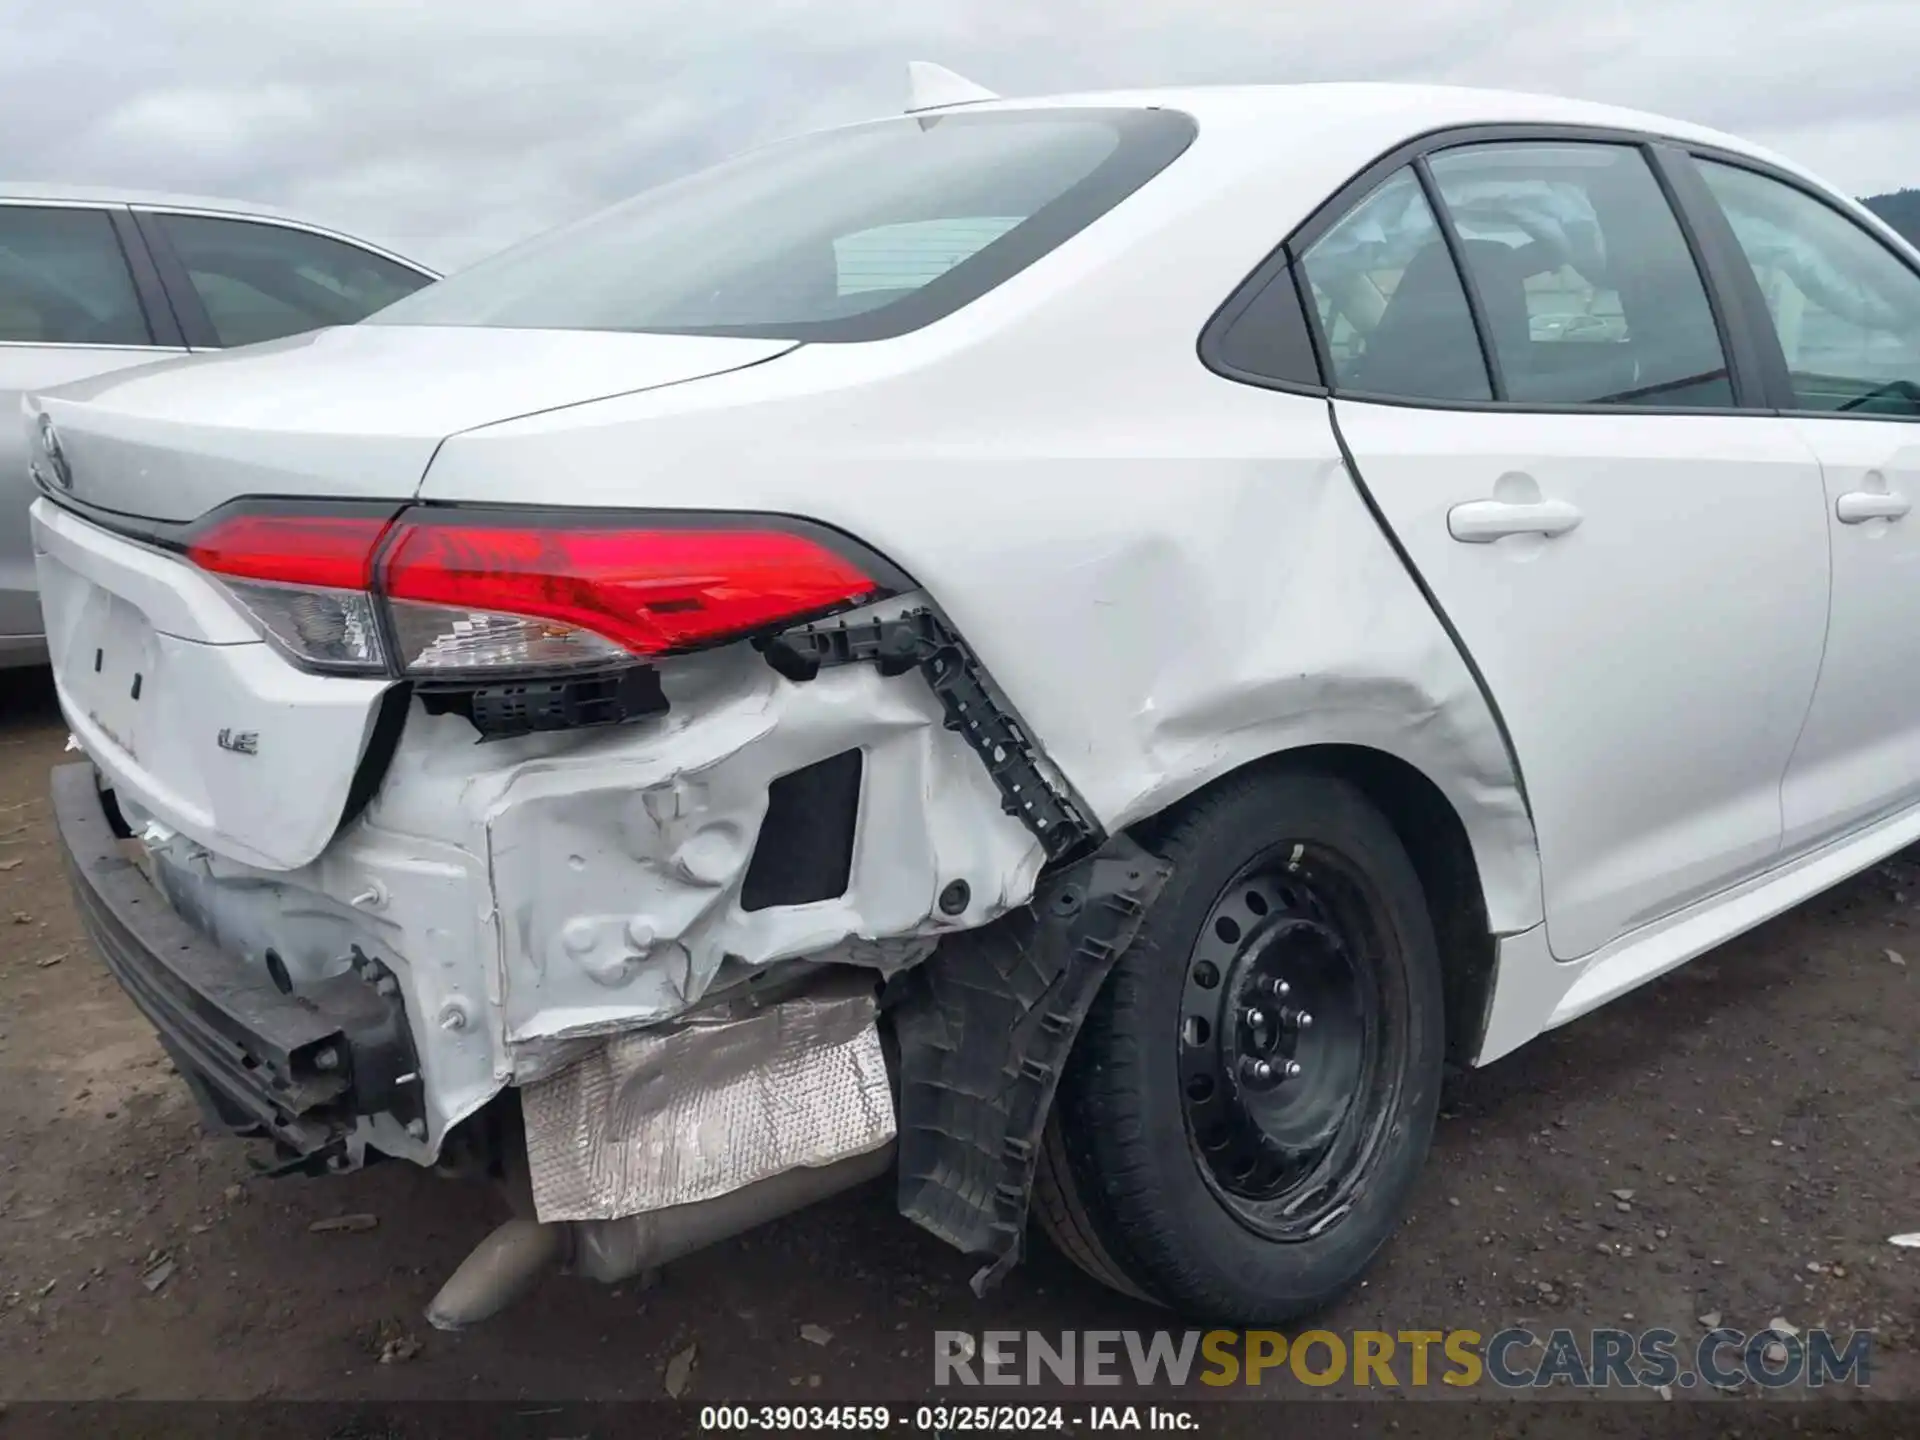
[26,71,1920,1326]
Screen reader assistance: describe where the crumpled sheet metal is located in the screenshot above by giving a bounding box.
[520,977,895,1223]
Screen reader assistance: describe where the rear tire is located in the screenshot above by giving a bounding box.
[1034,764,1445,1321]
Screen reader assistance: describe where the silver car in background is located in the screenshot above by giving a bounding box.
[0,185,438,665]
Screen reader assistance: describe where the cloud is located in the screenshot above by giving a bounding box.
[3,0,1915,269]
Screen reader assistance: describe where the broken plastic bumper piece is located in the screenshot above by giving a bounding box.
[50,762,422,1170]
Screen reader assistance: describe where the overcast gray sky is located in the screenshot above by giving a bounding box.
[5,0,1916,270]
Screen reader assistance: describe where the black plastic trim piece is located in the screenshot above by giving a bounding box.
[892,833,1172,1292]
[1198,253,1327,394]
[1412,156,1506,401]
[337,681,412,829]
[52,763,422,1171]
[417,665,669,740]
[759,607,1102,864]
[1641,143,1772,411]
[741,749,864,912]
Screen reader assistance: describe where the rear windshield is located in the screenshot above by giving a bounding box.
[369,108,1195,342]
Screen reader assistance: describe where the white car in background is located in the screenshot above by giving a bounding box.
[26,71,1920,1326]
[0,186,437,666]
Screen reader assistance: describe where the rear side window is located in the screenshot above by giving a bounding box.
[1426,143,1732,407]
[1298,168,1493,401]
[368,108,1196,342]
[0,206,151,346]
[1695,159,1920,417]
[154,214,431,348]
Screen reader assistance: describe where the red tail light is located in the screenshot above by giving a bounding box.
[187,513,392,590]
[383,518,882,666]
[186,504,894,677]
[188,510,397,673]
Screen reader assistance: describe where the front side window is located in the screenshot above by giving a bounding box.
[1298,168,1493,401]
[0,206,151,346]
[368,109,1195,342]
[1426,143,1732,407]
[1696,160,1920,417]
[155,214,431,348]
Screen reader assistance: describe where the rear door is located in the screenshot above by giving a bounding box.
[0,202,184,647]
[1298,137,1831,960]
[1688,158,1920,852]
[133,209,434,350]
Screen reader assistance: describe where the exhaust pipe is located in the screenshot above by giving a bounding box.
[426,1143,894,1329]
[424,1216,566,1331]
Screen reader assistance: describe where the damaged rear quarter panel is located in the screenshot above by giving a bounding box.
[420,352,1542,939]
[426,644,1044,1047]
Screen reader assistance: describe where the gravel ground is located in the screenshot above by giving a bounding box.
[0,667,1914,1428]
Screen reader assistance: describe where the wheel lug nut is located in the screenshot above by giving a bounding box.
[1266,978,1290,998]
[1245,1008,1266,1028]
[1241,1058,1273,1082]
[1282,1060,1303,1079]
[1296,1011,1314,1030]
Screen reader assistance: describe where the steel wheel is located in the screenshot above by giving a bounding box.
[1177,843,1405,1240]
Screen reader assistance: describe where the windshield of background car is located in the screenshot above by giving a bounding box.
[368,108,1196,341]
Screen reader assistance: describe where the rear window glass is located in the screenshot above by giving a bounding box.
[369,109,1195,342]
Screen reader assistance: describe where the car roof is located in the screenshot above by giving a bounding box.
[918,81,1796,175]
[0,181,320,222]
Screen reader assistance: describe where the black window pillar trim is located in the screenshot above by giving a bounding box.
[106,208,184,350]
[130,208,220,350]
[1664,150,1868,417]
[1412,155,1507,402]
[1642,144,1782,411]
[1284,245,1332,390]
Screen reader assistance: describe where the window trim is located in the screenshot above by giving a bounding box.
[1198,121,1791,417]
[1411,155,1506,400]
[1678,149,1920,425]
[0,199,183,352]
[134,206,439,351]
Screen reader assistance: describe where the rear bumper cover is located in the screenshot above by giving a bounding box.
[52,762,420,1166]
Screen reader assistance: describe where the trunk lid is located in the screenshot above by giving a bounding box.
[30,325,796,869]
[33,325,796,521]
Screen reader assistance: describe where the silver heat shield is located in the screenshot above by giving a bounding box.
[520,974,896,1222]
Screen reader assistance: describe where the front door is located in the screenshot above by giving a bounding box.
[1690,157,1920,853]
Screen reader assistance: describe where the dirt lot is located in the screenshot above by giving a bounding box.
[0,667,1914,1421]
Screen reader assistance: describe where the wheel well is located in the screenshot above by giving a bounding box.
[1134,745,1497,1071]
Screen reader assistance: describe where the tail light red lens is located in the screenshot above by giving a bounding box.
[382,519,883,663]
[188,511,397,672]
[187,513,392,591]
[186,505,893,677]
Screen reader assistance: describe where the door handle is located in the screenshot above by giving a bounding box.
[1447,498,1584,544]
[1835,490,1911,524]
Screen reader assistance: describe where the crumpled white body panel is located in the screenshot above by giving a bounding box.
[141,635,1041,1152]
[465,642,1044,1045]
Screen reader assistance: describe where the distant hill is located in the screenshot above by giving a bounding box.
[1863,189,1920,247]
